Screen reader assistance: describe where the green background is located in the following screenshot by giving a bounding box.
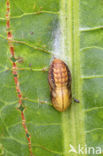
[0,0,103,156]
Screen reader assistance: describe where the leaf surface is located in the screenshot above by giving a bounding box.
[0,0,103,156]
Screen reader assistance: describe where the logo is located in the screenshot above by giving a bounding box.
[69,144,102,154]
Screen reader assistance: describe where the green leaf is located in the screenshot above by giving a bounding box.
[0,0,103,156]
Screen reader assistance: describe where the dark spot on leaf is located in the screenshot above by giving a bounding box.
[30,32,34,35]
[73,98,80,103]
[14,74,17,77]
[10,56,16,62]
[26,133,30,138]
[18,105,25,111]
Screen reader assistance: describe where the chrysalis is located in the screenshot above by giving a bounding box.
[48,58,72,112]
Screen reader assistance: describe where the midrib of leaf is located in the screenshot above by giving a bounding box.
[60,0,86,156]
[72,0,86,154]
